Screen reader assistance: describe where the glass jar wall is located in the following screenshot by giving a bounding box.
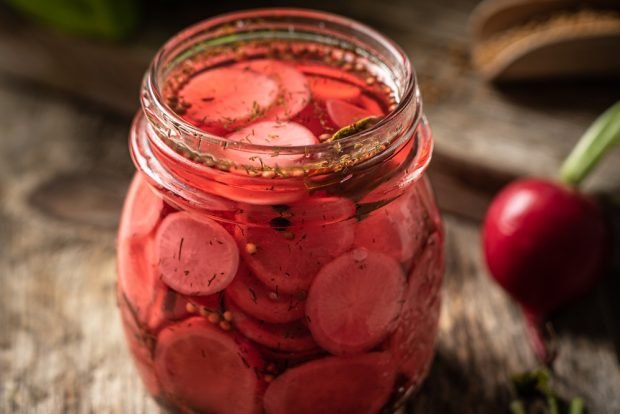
[117,8,444,414]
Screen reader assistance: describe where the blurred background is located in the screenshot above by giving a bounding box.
[0,0,619,413]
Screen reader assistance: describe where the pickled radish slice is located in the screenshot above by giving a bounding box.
[117,175,163,322]
[326,99,375,128]
[187,291,225,315]
[236,217,355,295]
[179,66,278,128]
[117,237,156,323]
[308,76,361,101]
[119,302,161,397]
[156,212,239,296]
[155,317,261,414]
[122,174,164,239]
[288,196,357,224]
[354,195,426,263]
[149,289,224,332]
[306,249,405,355]
[405,233,444,309]
[225,264,305,323]
[290,101,337,136]
[390,297,440,384]
[239,196,356,227]
[256,345,324,363]
[263,353,395,414]
[390,235,442,382]
[237,59,310,121]
[357,94,385,116]
[226,121,318,166]
[147,283,192,331]
[228,302,317,352]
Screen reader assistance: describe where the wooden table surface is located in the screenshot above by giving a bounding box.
[1,1,620,413]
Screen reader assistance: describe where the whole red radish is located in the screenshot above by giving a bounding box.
[482,101,620,362]
[483,178,610,318]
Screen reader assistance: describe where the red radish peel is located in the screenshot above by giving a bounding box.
[482,101,619,362]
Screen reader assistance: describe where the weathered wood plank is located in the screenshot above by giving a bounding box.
[1,77,619,413]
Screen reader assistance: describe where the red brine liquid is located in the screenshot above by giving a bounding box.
[118,35,443,414]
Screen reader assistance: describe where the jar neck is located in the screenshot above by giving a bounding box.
[131,8,431,210]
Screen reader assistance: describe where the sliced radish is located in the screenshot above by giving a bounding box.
[148,288,225,333]
[225,263,305,323]
[306,249,406,355]
[263,353,395,414]
[308,76,361,101]
[390,235,442,383]
[290,100,337,136]
[156,212,239,296]
[356,94,385,116]
[119,301,161,397]
[179,66,278,129]
[121,174,164,239]
[228,302,317,352]
[187,291,225,315]
[405,233,444,310]
[256,345,324,363]
[118,290,160,396]
[117,236,157,324]
[237,59,310,121]
[117,175,164,323]
[390,297,440,385]
[238,196,356,227]
[155,317,262,414]
[287,196,357,224]
[199,172,309,207]
[236,202,355,294]
[226,121,318,167]
[326,99,375,128]
[354,195,427,264]
[147,283,193,332]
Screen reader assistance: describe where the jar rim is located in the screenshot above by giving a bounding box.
[142,7,421,162]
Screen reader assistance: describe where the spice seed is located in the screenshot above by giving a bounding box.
[185,302,197,313]
[208,313,221,324]
[219,320,232,331]
[223,311,233,322]
[245,243,257,255]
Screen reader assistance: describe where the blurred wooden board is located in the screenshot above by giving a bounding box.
[1,78,619,413]
[1,0,619,222]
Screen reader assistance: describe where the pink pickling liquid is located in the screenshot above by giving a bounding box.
[118,44,443,414]
[173,59,389,139]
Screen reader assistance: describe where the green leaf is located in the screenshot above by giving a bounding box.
[512,369,553,399]
[560,101,620,186]
[326,116,381,142]
[5,0,141,40]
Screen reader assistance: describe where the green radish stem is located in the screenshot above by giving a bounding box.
[560,101,620,186]
[569,398,584,414]
[509,400,526,414]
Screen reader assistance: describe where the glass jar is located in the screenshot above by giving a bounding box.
[117,8,444,414]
